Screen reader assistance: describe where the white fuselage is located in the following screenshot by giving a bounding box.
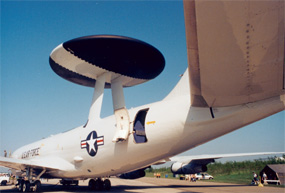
[11,88,284,179]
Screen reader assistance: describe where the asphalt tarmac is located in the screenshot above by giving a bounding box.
[0,177,283,193]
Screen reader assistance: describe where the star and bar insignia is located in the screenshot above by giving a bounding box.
[81,131,104,157]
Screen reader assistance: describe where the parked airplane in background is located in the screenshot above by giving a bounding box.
[1,0,284,192]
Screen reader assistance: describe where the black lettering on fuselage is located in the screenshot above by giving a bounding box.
[21,147,40,159]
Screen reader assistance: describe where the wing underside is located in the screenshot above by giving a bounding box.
[184,0,285,107]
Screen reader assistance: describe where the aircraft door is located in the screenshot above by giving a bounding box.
[133,109,149,143]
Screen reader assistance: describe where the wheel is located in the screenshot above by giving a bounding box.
[18,180,24,192]
[103,179,111,190]
[22,181,30,192]
[33,180,41,192]
[88,179,96,190]
[95,179,103,190]
[1,180,7,186]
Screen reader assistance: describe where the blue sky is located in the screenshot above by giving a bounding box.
[1,1,284,164]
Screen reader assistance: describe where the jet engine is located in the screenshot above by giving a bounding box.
[171,162,207,174]
[119,168,146,179]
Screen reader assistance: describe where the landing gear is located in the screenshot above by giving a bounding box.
[103,179,111,190]
[17,179,41,192]
[22,181,30,192]
[33,180,41,192]
[88,179,96,190]
[94,179,103,190]
[18,180,24,192]
[88,178,111,191]
[16,168,45,192]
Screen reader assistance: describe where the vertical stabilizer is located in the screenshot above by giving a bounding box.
[163,68,190,101]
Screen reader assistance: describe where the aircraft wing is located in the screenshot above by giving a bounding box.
[169,152,285,165]
[0,156,74,172]
[184,0,285,107]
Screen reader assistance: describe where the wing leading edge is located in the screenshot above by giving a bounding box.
[0,156,74,174]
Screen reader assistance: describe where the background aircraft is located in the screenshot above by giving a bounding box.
[1,0,282,191]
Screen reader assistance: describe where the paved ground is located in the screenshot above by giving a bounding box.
[0,177,283,193]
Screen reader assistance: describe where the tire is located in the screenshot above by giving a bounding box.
[103,179,111,190]
[18,180,24,192]
[88,179,96,190]
[34,180,41,192]
[95,179,104,190]
[23,181,30,192]
[1,180,7,186]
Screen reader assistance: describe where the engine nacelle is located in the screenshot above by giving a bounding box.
[119,168,146,179]
[171,162,207,174]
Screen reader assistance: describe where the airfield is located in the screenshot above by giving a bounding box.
[0,177,283,193]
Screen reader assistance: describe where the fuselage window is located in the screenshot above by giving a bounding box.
[133,108,149,143]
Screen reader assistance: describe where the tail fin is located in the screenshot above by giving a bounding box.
[163,68,190,101]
